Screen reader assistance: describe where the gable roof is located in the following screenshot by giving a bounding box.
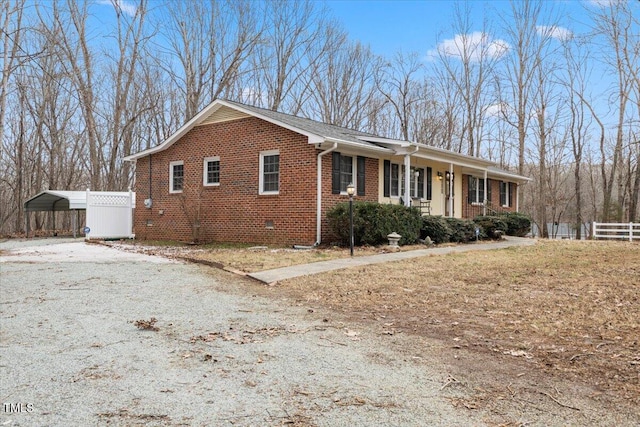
[124,99,392,161]
[123,98,529,183]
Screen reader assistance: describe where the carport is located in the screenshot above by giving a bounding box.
[24,190,86,238]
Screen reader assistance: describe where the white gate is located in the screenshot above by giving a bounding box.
[592,222,640,242]
[85,189,135,240]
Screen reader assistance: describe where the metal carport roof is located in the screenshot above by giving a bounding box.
[24,191,87,212]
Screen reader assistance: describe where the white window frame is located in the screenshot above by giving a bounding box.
[469,176,484,205]
[390,163,401,197]
[203,156,220,186]
[501,181,511,207]
[169,160,184,194]
[259,150,280,195]
[339,154,356,195]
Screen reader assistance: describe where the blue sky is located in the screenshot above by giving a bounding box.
[325,0,594,59]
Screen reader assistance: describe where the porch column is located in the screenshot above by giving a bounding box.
[483,169,488,216]
[404,154,411,207]
[448,163,454,217]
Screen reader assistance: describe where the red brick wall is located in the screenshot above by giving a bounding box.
[133,117,379,245]
[319,155,378,244]
[461,174,517,218]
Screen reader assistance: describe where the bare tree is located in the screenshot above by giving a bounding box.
[253,0,330,112]
[433,2,504,157]
[498,0,557,176]
[589,0,638,221]
[159,0,260,120]
[375,52,425,141]
[104,0,150,190]
[306,33,380,130]
[563,38,592,239]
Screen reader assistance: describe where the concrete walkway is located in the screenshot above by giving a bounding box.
[249,236,536,284]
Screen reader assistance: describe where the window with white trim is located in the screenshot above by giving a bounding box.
[339,155,354,192]
[390,164,400,197]
[259,150,279,195]
[500,181,511,207]
[203,156,220,186]
[467,176,485,204]
[169,161,184,193]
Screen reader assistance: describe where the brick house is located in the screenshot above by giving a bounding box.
[124,99,529,245]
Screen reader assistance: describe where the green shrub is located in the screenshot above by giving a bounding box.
[326,202,422,246]
[420,216,453,244]
[499,212,532,237]
[445,217,478,243]
[473,215,508,239]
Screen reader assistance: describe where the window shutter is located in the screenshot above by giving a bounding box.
[383,160,390,197]
[509,182,516,207]
[468,176,474,203]
[486,178,492,204]
[332,152,341,194]
[500,181,506,206]
[357,156,365,196]
[426,167,432,200]
[479,179,485,203]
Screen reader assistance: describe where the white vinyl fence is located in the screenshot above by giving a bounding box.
[85,189,135,240]
[592,222,640,242]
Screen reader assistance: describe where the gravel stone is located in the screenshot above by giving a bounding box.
[1,239,479,426]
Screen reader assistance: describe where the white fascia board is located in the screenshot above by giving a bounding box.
[487,169,532,183]
[324,137,393,154]
[356,136,411,148]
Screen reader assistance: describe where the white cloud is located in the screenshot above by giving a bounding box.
[427,32,510,62]
[484,103,508,118]
[585,0,622,8]
[536,25,573,41]
[97,0,137,17]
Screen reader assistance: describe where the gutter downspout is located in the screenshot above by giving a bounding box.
[403,147,419,206]
[483,169,488,216]
[316,143,338,245]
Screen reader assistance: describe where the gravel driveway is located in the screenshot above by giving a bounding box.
[1,239,479,426]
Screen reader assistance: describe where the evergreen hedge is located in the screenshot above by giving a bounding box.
[326,202,422,246]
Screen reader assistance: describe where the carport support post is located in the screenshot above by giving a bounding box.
[72,210,77,238]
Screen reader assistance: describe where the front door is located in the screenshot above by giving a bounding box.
[445,172,454,217]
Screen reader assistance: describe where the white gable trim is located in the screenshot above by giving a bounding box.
[124,100,325,161]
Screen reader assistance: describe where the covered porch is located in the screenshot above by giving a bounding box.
[372,141,530,219]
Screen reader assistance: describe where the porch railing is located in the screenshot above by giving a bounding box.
[464,201,507,219]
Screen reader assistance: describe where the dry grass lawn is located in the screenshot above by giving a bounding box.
[273,240,640,407]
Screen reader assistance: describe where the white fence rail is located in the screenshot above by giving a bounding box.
[592,222,640,242]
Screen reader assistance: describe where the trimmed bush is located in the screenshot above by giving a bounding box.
[420,216,453,244]
[326,202,422,246]
[445,217,478,243]
[474,215,508,239]
[499,212,532,237]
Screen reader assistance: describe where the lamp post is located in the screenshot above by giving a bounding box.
[346,183,355,256]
